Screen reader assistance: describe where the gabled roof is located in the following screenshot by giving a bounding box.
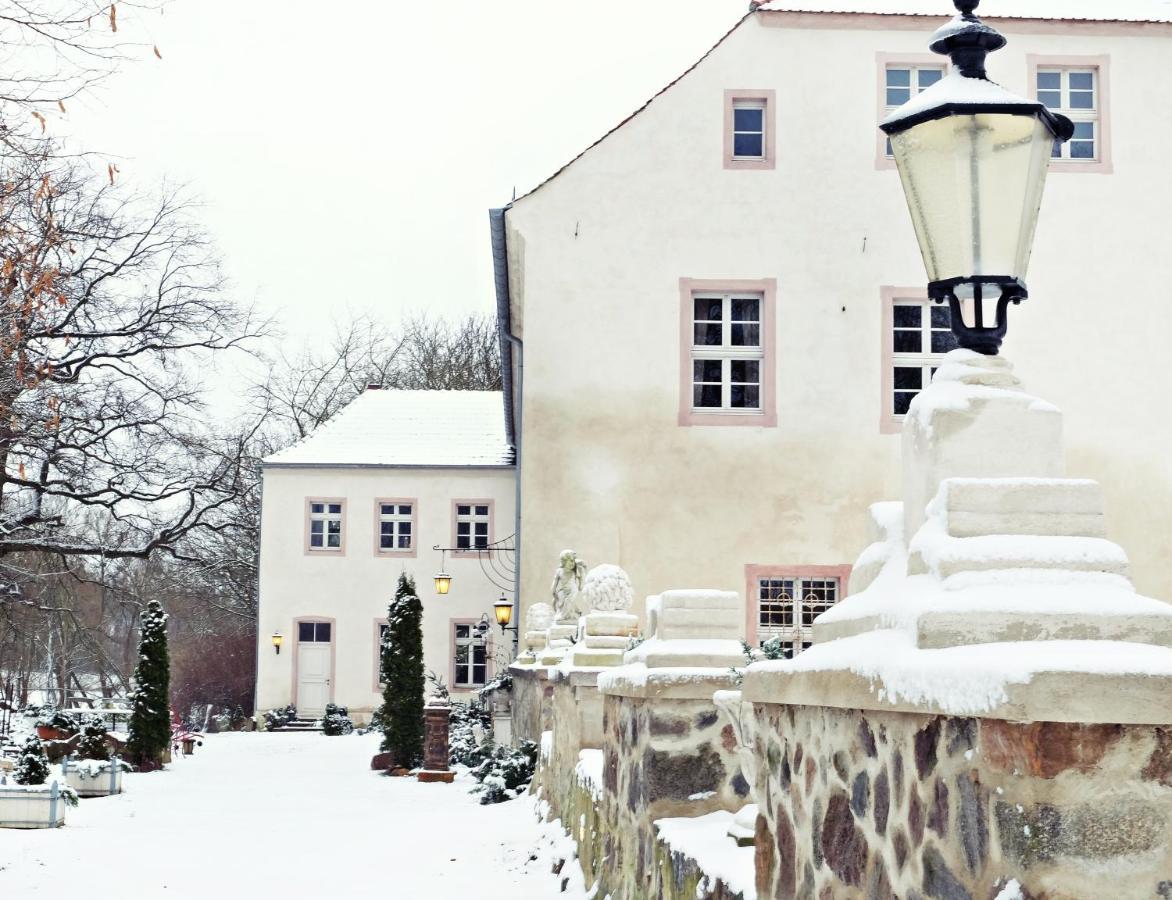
[263,390,515,469]
[757,1,1172,23]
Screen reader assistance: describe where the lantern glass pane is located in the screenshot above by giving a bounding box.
[889,112,1053,285]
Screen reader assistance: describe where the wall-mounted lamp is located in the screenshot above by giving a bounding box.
[271,632,284,655]
[493,595,518,634]
[434,548,452,594]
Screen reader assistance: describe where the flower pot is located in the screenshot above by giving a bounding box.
[35,726,63,742]
[62,759,124,798]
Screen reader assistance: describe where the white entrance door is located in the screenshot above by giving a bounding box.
[296,621,332,717]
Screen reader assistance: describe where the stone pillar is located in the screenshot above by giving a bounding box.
[417,699,454,784]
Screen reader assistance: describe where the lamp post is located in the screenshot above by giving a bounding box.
[879,0,1073,355]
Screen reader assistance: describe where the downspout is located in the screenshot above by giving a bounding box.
[252,463,264,720]
[489,207,522,657]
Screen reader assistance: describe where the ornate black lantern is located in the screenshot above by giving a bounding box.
[880,0,1074,354]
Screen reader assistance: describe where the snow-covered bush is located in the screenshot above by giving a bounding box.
[13,735,50,785]
[264,704,297,731]
[449,701,493,767]
[321,703,353,736]
[469,741,538,805]
[76,715,111,761]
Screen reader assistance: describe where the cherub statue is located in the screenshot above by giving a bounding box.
[550,550,587,622]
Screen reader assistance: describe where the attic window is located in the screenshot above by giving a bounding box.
[724,90,775,170]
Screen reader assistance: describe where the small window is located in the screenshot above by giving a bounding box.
[890,299,956,417]
[455,502,490,550]
[453,623,488,688]
[298,622,331,643]
[757,576,840,657]
[1037,68,1100,162]
[690,293,764,413]
[308,500,344,551]
[732,99,766,159]
[884,64,944,156]
[378,502,414,552]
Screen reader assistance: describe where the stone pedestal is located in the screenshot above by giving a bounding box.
[571,611,638,667]
[417,700,454,784]
[540,623,579,664]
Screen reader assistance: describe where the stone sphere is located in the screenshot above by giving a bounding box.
[526,602,554,632]
[581,564,634,612]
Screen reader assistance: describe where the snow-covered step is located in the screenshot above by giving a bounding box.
[939,477,1106,538]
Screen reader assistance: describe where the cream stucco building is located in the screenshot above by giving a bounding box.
[492,1,1172,654]
[255,389,516,722]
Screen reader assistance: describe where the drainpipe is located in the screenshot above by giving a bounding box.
[505,333,522,658]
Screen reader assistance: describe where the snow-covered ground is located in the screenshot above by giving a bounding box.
[0,732,574,898]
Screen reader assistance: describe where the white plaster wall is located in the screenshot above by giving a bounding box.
[505,13,1172,631]
[256,466,516,720]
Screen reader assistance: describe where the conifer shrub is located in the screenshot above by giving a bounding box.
[127,599,172,769]
[76,715,111,761]
[377,573,425,768]
[321,703,354,736]
[469,740,538,804]
[13,734,50,785]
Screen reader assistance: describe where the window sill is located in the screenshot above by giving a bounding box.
[724,156,775,171]
[1048,159,1113,174]
[680,409,777,428]
[376,548,418,558]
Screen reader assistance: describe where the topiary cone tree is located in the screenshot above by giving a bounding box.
[127,599,171,770]
[378,573,425,769]
[13,734,50,785]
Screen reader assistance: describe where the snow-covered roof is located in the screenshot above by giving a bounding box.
[757,1,1172,23]
[263,390,514,469]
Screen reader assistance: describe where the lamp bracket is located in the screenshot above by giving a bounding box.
[929,277,1025,356]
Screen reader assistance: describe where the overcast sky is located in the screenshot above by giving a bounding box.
[56,0,749,358]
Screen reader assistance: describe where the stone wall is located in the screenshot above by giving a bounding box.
[751,703,1172,900]
[600,693,749,898]
[540,670,605,824]
[509,665,553,745]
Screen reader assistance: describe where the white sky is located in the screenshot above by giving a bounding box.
[55,0,750,354]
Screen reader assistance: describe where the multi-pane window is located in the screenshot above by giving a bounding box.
[298,621,332,643]
[884,65,944,156]
[691,293,763,413]
[757,577,840,657]
[1036,68,1098,161]
[732,99,766,159]
[308,501,343,551]
[455,503,490,550]
[891,299,957,416]
[453,623,487,687]
[378,502,413,552]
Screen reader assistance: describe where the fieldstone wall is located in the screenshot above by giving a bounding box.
[751,703,1172,899]
[600,693,749,898]
[509,665,553,745]
[541,670,605,823]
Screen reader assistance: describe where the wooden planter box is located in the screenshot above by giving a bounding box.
[62,758,124,798]
[0,781,66,828]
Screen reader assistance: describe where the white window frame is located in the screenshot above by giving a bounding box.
[307,499,344,552]
[454,502,491,551]
[883,63,945,157]
[1036,67,1099,162]
[377,501,414,553]
[452,622,488,688]
[731,98,767,161]
[756,576,841,657]
[690,292,765,415]
[890,297,956,420]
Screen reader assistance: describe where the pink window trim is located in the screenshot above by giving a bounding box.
[289,615,337,709]
[875,53,948,172]
[1026,54,1113,175]
[724,89,776,170]
[743,564,853,646]
[372,618,388,693]
[373,497,419,558]
[449,617,493,691]
[451,498,494,555]
[678,277,778,428]
[879,286,974,435]
[304,497,347,557]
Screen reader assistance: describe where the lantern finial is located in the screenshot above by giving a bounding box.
[953,0,979,17]
[931,0,1005,78]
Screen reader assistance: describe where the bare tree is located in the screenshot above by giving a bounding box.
[0,155,265,583]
